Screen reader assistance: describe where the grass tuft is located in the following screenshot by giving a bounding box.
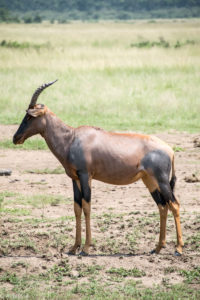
[26,166,65,174]
[180,267,200,284]
[107,267,146,277]
[0,139,47,150]
[130,38,198,49]
[0,40,51,50]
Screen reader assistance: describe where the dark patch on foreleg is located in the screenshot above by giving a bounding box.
[78,172,91,203]
[73,179,82,208]
[78,172,92,255]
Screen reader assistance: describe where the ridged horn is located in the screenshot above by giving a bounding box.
[29,79,58,108]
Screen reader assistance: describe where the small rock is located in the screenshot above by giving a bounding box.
[2,230,8,236]
[193,137,200,148]
[42,265,47,269]
[9,179,20,183]
[41,254,52,261]
[71,270,79,277]
[184,173,200,183]
[0,169,12,176]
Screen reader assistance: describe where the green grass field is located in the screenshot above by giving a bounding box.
[0,20,200,132]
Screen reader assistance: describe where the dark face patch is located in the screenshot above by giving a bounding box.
[13,113,34,144]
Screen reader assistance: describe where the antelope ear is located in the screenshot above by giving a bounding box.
[27,107,45,117]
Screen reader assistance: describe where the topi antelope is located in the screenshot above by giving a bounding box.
[13,80,184,256]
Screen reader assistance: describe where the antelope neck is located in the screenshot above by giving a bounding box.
[42,113,74,165]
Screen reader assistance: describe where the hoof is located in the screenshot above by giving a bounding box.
[174,251,182,256]
[67,250,76,255]
[79,250,89,256]
[67,245,80,255]
[150,249,156,254]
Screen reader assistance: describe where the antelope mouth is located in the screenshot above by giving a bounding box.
[13,135,25,145]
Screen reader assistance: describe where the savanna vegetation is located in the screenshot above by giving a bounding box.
[0,20,200,134]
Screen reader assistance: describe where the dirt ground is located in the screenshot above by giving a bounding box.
[0,125,200,294]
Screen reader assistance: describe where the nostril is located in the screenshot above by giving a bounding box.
[13,134,17,144]
[13,133,21,144]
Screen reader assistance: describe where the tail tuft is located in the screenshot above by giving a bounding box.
[170,175,176,192]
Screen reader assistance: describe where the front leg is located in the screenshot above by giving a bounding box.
[79,172,92,255]
[68,180,82,255]
[82,199,91,255]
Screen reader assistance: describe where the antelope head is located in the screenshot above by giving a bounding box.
[13,80,57,145]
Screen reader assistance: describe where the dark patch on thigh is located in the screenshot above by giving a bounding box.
[73,180,82,208]
[141,150,171,182]
[151,189,166,206]
[142,150,175,204]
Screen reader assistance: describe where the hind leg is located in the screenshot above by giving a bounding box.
[155,203,168,253]
[158,181,184,255]
[143,176,182,254]
[142,175,168,254]
[141,150,183,255]
[168,197,184,255]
